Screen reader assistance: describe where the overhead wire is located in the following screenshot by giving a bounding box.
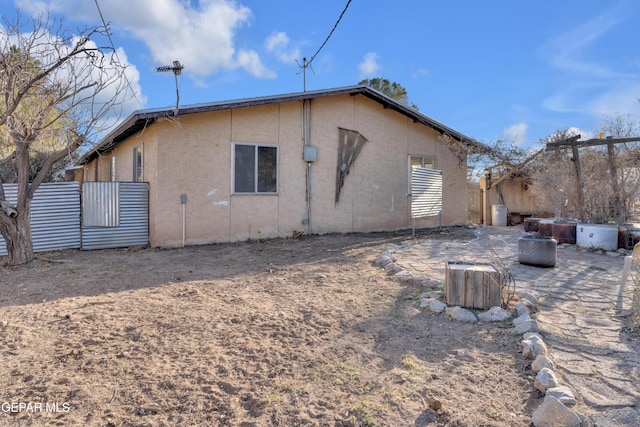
[306,0,353,67]
[299,0,353,91]
[93,0,144,111]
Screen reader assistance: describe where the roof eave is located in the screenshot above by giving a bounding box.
[80,85,483,164]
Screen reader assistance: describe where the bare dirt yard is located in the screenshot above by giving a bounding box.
[0,228,539,426]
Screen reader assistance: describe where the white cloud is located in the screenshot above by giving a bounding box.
[411,68,429,78]
[15,0,275,79]
[358,52,380,79]
[541,4,640,119]
[543,11,620,78]
[264,31,300,64]
[503,122,528,146]
[1,22,144,139]
[237,49,276,79]
[567,127,593,140]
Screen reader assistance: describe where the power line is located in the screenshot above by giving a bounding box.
[299,0,353,90]
[94,0,144,111]
[307,0,352,67]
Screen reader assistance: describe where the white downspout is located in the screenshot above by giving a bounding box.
[180,194,187,247]
[303,99,313,235]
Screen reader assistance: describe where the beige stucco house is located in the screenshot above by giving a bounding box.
[79,85,478,247]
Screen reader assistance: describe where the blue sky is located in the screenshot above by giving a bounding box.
[4,0,640,148]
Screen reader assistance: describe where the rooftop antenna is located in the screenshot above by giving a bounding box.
[155,60,184,116]
[296,57,312,91]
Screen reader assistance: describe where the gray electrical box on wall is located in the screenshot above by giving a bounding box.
[180,194,187,204]
[303,146,317,162]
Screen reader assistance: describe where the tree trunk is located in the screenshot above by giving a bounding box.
[0,205,34,265]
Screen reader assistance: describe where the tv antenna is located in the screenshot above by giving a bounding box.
[155,60,184,116]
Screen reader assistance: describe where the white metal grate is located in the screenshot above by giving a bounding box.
[411,166,442,218]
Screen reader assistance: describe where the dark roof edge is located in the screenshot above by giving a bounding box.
[80,85,481,165]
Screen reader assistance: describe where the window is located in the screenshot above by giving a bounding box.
[233,143,278,194]
[410,155,435,170]
[109,156,116,182]
[133,145,143,182]
[409,155,436,192]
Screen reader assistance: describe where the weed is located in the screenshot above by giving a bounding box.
[348,400,376,426]
[289,384,306,396]
[261,393,282,406]
[400,354,421,371]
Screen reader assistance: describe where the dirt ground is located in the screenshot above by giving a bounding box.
[0,227,539,427]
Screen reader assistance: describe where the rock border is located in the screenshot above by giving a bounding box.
[374,247,589,426]
[419,290,589,426]
[515,291,588,427]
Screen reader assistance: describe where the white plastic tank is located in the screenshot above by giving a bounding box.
[491,205,507,226]
[576,224,618,251]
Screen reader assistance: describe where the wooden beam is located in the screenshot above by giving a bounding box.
[547,136,640,149]
[571,145,586,222]
[607,141,624,225]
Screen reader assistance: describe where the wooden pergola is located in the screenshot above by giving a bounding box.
[546,135,640,225]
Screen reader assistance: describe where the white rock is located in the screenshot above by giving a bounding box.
[478,306,511,322]
[522,289,541,302]
[373,255,392,266]
[429,299,447,313]
[523,332,543,340]
[512,312,531,326]
[445,306,477,323]
[395,270,414,281]
[515,300,533,317]
[534,368,558,393]
[546,386,577,407]
[531,354,555,373]
[419,298,430,309]
[513,319,539,335]
[384,262,402,272]
[521,336,548,360]
[532,396,582,427]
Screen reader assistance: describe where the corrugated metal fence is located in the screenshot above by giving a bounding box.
[0,181,148,256]
[0,182,81,256]
[81,182,149,250]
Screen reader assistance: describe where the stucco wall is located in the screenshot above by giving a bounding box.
[83,125,159,241]
[485,179,554,223]
[307,94,467,233]
[85,93,469,247]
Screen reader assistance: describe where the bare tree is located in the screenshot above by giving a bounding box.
[600,114,640,222]
[0,12,130,265]
[526,120,640,224]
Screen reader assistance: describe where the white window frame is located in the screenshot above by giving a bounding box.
[232,142,279,194]
[109,156,116,182]
[133,144,143,182]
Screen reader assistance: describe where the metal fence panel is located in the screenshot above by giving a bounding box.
[82,182,120,227]
[81,182,149,250]
[411,167,443,218]
[0,182,81,256]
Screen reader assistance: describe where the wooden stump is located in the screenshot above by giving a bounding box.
[445,262,501,309]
